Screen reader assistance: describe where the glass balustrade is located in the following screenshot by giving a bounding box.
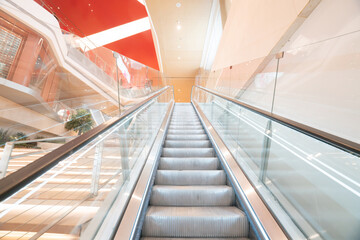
[192,86,360,240]
[0,86,173,239]
[0,9,168,176]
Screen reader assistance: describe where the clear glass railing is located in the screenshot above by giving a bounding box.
[0,6,168,176]
[0,86,173,239]
[192,86,360,240]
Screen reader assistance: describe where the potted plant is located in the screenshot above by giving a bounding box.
[65,108,94,135]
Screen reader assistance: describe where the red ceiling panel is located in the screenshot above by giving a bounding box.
[35,0,159,70]
[105,30,159,70]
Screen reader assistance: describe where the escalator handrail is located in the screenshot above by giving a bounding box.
[193,85,359,156]
[0,86,171,201]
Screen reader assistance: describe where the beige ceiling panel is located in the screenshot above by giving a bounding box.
[146,0,213,78]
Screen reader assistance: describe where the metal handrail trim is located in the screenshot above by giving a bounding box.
[0,86,170,201]
[194,85,360,156]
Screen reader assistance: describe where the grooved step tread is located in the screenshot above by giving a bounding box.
[167,129,205,135]
[162,148,214,157]
[166,134,208,140]
[164,140,211,148]
[142,206,249,238]
[141,238,250,240]
[155,170,226,185]
[150,185,235,206]
[159,157,219,170]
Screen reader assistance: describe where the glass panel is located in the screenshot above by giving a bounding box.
[0,87,173,239]
[0,10,166,177]
[193,87,360,240]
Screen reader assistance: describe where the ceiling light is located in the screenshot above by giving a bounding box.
[177,56,181,60]
[177,45,181,49]
[176,20,181,30]
[78,17,151,50]
[137,0,146,6]
[176,2,181,8]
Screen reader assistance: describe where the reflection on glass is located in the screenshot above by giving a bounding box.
[0,87,173,239]
[193,87,360,240]
[0,10,167,177]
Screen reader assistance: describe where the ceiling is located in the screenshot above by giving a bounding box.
[34,0,214,78]
[35,0,159,70]
[146,0,213,78]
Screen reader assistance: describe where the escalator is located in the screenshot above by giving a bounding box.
[141,103,249,239]
[0,86,358,240]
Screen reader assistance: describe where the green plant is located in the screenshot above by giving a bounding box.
[0,129,11,146]
[65,108,94,135]
[10,132,38,148]
[10,132,27,141]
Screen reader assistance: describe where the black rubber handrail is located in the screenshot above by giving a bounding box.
[0,86,171,201]
[193,85,360,157]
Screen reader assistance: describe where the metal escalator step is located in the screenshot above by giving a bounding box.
[169,122,201,126]
[171,116,198,119]
[142,206,249,238]
[169,122,203,129]
[168,124,202,129]
[162,148,214,157]
[150,185,235,206]
[159,157,219,170]
[170,118,199,121]
[166,134,208,140]
[164,140,211,148]
[167,129,205,135]
[155,170,226,185]
[168,125,203,130]
[141,238,250,240]
[171,120,199,122]
[169,123,201,126]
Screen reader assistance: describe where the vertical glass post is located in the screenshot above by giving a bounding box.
[259,52,284,183]
[113,52,121,116]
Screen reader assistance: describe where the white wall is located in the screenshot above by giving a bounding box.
[240,0,360,143]
[212,0,309,70]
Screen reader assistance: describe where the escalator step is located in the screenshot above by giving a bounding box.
[142,206,249,238]
[155,170,226,185]
[166,134,208,140]
[164,140,211,148]
[159,157,219,170]
[167,129,206,135]
[162,148,214,157]
[141,238,250,240]
[168,125,203,130]
[150,185,235,206]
